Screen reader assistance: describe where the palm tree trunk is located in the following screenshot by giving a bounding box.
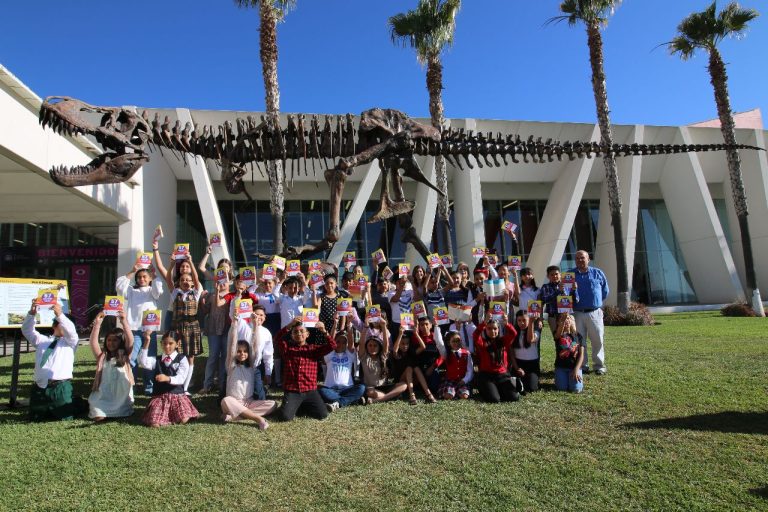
[708,49,763,315]
[427,55,452,256]
[587,22,629,314]
[260,1,285,253]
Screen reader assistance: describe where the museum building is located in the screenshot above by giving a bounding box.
[2,64,767,324]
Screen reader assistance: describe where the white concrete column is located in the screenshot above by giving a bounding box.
[722,129,768,296]
[176,108,231,264]
[454,119,485,265]
[528,125,600,282]
[117,169,144,275]
[659,127,744,303]
[594,125,643,306]
[327,160,379,266]
[404,156,438,266]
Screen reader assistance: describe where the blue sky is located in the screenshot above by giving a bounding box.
[1,1,765,126]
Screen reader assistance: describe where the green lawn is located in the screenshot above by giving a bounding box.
[1,312,766,511]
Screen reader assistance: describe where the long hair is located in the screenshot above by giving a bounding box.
[366,337,388,379]
[481,319,505,365]
[520,267,538,290]
[103,328,129,367]
[235,339,252,367]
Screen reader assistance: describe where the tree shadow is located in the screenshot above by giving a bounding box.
[623,411,768,435]
[749,485,768,500]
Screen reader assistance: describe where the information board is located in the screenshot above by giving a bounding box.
[0,278,70,328]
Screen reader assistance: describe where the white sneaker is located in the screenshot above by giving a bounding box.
[595,368,607,375]
[326,401,340,413]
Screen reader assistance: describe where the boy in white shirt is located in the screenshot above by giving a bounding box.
[22,300,85,420]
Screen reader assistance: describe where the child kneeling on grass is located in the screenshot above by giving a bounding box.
[220,313,277,430]
[139,331,199,427]
[554,313,584,393]
[432,331,473,400]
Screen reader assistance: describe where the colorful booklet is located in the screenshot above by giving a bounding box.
[487,253,499,267]
[286,260,302,277]
[152,225,164,242]
[427,253,442,270]
[272,255,286,271]
[141,309,162,331]
[371,248,387,265]
[262,264,277,281]
[380,266,394,281]
[527,300,543,318]
[557,295,573,314]
[172,243,190,261]
[472,247,486,259]
[489,301,506,321]
[342,251,357,270]
[412,300,427,319]
[447,304,472,322]
[561,272,576,293]
[348,276,367,301]
[302,308,320,328]
[398,263,411,279]
[235,298,253,320]
[209,233,222,247]
[365,305,382,324]
[501,220,518,234]
[433,306,450,325]
[135,251,152,269]
[240,266,257,286]
[309,271,325,289]
[103,295,124,316]
[336,297,353,317]
[440,254,453,267]
[36,289,58,309]
[308,259,322,273]
[400,312,415,330]
[215,266,229,285]
[507,255,522,271]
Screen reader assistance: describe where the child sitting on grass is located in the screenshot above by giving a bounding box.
[392,325,436,405]
[432,331,473,400]
[318,315,366,412]
[88,311,135,421]
[139,330,199,427]
[359,336,407,404]
[220,314,277,430]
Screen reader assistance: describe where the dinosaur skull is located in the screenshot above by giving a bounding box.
[39,96,150,186]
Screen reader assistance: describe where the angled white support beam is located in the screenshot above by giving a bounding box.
[528,124,600,282]
[117,167,145,274]
[405,156,438,266]
[722,129,768,295]
[454,119,485,265]
[327,160,379,266]
[594,125,643,306]
[660,127,744,303]
[176,108,231,265]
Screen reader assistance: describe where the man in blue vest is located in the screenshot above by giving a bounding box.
[569,251,609,375]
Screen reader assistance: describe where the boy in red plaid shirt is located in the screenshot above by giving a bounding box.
[276,318,336,421]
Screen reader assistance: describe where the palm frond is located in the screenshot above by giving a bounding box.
[389,0,461,62]
[666,35,697,60]
[551,0,621,27]
[669,1,759,57]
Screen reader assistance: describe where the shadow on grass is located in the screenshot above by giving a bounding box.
[623,411,768,435]
[749,485,768,500]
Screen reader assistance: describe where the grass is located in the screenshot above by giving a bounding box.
[0,312,767,511]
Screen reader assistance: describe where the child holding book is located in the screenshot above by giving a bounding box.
[139,330,199,427]
[512,310,542,393]
[433,331,473,400]
[553,313,584,393]
[88,311,135,420]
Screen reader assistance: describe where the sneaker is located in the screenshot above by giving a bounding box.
[359,396,368,406]
[595,368,607,376]
[582,366,591,374]
[184,391,192,397]
[326,402,340,413]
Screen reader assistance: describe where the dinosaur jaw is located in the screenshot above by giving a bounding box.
[40,96,150,187]
[49,152,149,187]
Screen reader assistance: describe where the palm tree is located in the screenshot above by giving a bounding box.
[666,1,763,316]
[389,0,461,257]
[549,0,630,314]
[234,0,296,254]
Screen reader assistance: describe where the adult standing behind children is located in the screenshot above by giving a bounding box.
[569,250,609,375]
[22,301,85,421]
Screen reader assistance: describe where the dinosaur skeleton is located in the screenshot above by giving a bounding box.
[40,96,763,260]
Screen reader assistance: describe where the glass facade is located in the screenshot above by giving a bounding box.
[178,196,712,305]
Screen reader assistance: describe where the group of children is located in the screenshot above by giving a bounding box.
[23,232,592,427]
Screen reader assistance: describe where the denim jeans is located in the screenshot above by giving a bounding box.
[318,384,366,407]
[131,329,156,394]
[253,363,267,400]
[554,366,583,393]
[203,333,227,392]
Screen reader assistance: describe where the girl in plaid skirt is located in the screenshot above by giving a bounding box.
[170,267,202,393]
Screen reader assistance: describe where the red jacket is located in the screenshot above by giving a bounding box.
[473,322,517,374]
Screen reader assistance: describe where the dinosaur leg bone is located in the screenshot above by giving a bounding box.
[369,157,415,222]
